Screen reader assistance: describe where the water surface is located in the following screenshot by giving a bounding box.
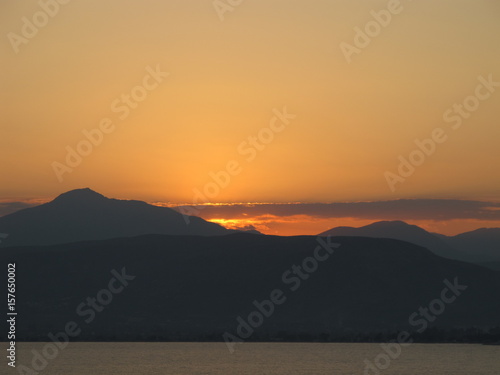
[14,342,500,374]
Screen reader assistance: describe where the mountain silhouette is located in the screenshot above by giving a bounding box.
[319,221,500,263]
[318,221,464,260]
[1,233,499,341]
[445,228,500,262]
[0,188,240,247]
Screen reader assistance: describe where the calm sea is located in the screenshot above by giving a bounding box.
[12,342,500,374]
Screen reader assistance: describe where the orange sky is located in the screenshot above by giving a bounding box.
[1,1,499,235]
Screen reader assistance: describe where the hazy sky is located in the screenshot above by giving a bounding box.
[1,0,499,234]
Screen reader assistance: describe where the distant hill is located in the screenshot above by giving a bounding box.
[319,221,500,263]
[318,221,464,260]
[1,234,499,341]
[0,188,241,247]
[445,228,500,262]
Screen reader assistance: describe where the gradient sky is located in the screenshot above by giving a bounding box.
[1,0,499,235]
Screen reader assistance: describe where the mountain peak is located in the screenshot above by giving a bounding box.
[0,188,234,247]
[368,220,411,227]
[366,220,423,231]
[318,220,427,238]
[52,188,107,203]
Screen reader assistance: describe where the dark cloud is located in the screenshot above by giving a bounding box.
[173,199,500,221]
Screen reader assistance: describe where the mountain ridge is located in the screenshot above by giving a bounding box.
[0,188,245,247]
[319,220,500,263]
[1,233,499,341]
